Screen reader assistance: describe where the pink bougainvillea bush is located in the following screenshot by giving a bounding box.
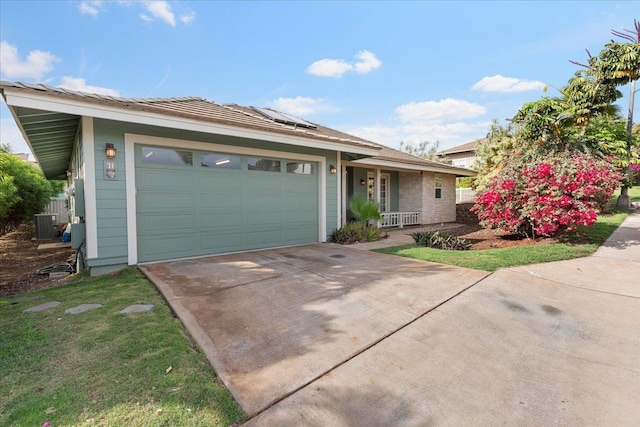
[472,153,623,237]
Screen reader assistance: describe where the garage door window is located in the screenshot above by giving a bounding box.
[248,157,281,172]
[142,147,193,166]
[201,152,241,170]
[287,162,315,175]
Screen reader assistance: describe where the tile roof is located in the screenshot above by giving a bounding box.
[374,147,467,172]
[1,80,473,175]
[0,81,380,151]
[437,140,481,155]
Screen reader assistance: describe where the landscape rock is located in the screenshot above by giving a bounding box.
[23,301,61,313]
[64,304,103,315]
[120,304,154,314]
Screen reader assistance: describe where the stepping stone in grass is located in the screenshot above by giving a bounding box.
[23,301,61,313]
[120,304,154,314]
[12,295,45,304]
[64,304,103,315]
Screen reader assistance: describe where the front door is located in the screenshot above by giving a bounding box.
[367,172,390,212]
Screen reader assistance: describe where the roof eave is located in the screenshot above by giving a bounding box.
[1,86,380,157]
[352,157,476,176]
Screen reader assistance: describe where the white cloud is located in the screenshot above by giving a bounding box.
[78,1,101,16]
[306,59,353,78]
[306,50,381,78]
[353,50,382,74]
[269,97,334,116]
[396,99,486,123]
[139,13,153,23]
[349,121,491,148]
[347,98,489,149]
[0,41,59,80]
[58,77,120,96]
[472,74,546,93]
[144,1,176,26]
[180,11,196,24]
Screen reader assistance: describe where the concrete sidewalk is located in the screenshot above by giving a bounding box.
[245,211,640,426]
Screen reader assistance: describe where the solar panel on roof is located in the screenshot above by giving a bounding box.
[251,107,317,129]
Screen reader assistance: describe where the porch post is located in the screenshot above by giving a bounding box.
[375,168,381,203]
[341,163,347,226]
[375,168,381,227]
[337,151,342,228]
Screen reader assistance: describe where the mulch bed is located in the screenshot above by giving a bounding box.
[0,223,75,297]
[444,224,555,250]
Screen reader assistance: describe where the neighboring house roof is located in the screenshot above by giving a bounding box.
[355,146,475,176]
[1,80,475,178]
[436,140,480,156]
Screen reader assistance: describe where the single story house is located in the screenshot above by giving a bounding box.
[435,140,480,169]
[1,81,475,276]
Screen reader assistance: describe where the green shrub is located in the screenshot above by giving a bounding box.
[362,225,381,242]
[330,222,381,244]
[348,195,382,225]
[412,231,472,250]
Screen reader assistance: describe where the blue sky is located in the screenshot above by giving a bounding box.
[1,1,638,159]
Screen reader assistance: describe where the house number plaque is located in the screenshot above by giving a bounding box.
[104,161,117,180]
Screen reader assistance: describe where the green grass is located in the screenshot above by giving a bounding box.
[375,210,629,271]
[0,268,245,427]
[612,185,640,202]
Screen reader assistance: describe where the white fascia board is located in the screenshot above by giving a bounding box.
[6,105,43,172]
[352,158,477,176]
[3,90,380,157]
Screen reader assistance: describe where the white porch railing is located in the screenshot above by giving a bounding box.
[380,211,421,228]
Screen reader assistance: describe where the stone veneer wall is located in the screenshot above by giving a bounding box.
[421,172,457,224]
[399,172,422,212]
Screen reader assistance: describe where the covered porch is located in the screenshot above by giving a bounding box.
[340,148,475,229]
[342,164,422,228]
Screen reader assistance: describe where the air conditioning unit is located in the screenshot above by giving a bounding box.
[35,214,57,239]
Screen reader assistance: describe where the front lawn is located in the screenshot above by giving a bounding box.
[0,268,244,426]
[375,210,629,271]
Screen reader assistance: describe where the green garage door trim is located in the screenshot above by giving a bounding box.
[134,144,321,263]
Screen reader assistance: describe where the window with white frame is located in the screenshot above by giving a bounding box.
[435,176,443,199]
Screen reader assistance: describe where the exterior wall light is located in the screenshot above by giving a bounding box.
[329,165,337,174]
[66,169,73,177]
[105,143,117,159]
[360,178,366,185]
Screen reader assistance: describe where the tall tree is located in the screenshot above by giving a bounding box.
[571,20,640,207]
[399,140,446,162]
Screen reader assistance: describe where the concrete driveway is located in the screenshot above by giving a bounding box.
[140,212,640,425]
[139,244,489,415]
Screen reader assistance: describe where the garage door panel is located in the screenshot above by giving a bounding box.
[200,232,246,252]
[248,210,282,226]
[136,145,319,262]
[200,213,245,229]
[137,192,196,212]
[200,195,244,211]
[246,228,283,247]
[138,234,198,260]
[138,213,197,234]
[137,169,194,189]
[199,172,244,189]
[247,175,283,191]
